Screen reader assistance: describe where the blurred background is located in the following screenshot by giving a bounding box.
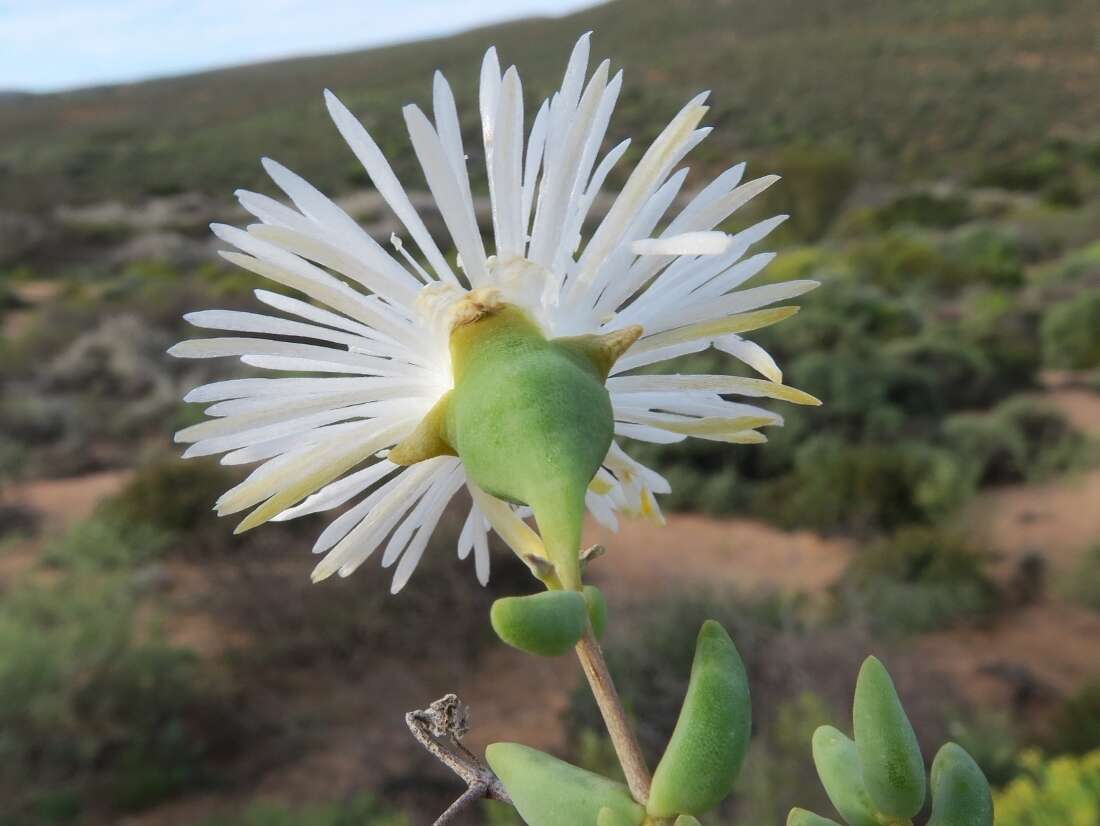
[2,0,1099,823]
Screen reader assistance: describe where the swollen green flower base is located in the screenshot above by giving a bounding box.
[390,296,638,591]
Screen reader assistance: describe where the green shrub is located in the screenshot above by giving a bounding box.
[765,145,858,241]
[0,565,237,816]
[946,711,1022,787]
[992,396,1085,480]
[1041,289,1100,369]
[942,412,1028,486]
[1036,240,1100,285]
[737,692,834,824]
[759,436,972,534]
[864,191,974,231]
[958,288,1042,398]
[884,336,997,411]
[99,453,239,540]
[198,795,409,826]
[975,149,1065,192]
[1046,683,1100,756]
[994,749,1100,826]
[836,526,999,635]
[1058,544,1100,612]
[850,229,949,293]
[943,225,1025,288]
[39,513,173,571]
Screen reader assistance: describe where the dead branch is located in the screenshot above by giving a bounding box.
[406,693,511,825]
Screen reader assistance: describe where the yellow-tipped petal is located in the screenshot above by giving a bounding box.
[468,483,548,563]
[630,306,800,356]
[610,374,821,406]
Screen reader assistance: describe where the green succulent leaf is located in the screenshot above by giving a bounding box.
[926,742,993,826]
[811,725,880,826]
[583,585,608,639]
[490,591,588,656]
[485,742,644,826]
[647,620,751,817]
[787,807,843,826]
[853,656,926,818]
[673,816,703,826]
[597,806,642,826]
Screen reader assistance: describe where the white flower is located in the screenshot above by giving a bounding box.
[171,34,820,593]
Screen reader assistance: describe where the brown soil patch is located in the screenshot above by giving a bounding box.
[583,512,853,602]
[915,601,1100,713]
[970,467,1100,578]
[16,469,131,529]
[1048,388,1100,436]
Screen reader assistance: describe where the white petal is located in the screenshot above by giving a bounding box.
[607,374,820,405]
[631,231,731,257]
[488,67,525,259]
[403,104,488,285]
[324,90,459,284]
[714,335,783,383]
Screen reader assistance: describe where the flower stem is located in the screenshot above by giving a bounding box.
[574,627,652,804]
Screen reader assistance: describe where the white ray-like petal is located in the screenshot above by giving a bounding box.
[274,460,399,520]
[260,158,422,302]
[632,231,732,257]
[489,67,525,259]
[324,90,459,284]
[569,92,711,298]
[715,335,783,383]
[608,374,821,405]
[403,104,489,285]
[521,99,550,245]
[388,465,467,591]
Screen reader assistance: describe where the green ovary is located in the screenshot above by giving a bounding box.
[446,304,615,591]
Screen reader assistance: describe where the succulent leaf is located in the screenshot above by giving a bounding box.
[490,591,588,656]
[486,742,644,826]
[853,656,926,818]
[927,743,993,826]
[787,808,843,826]
[583,585,608,639]
[811,725,880,826]
[647,620,751,817]
[597,806,642,826]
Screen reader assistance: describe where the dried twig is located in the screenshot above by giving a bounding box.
[406,693,511,825]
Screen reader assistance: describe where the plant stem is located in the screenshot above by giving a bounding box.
[574,626,652,804]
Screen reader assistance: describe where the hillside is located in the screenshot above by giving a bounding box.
[3,1,1100,823]
[2,0,1098,212]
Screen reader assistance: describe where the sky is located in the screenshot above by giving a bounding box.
[0,0,596,93]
